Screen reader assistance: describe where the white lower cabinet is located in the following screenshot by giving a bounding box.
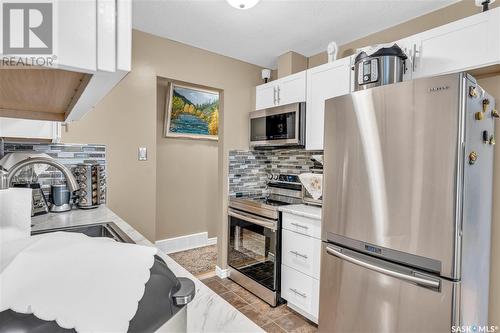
[281,211,321,324]
[282,212,321,239]
[282,229,321,279]
[281,265,320,323]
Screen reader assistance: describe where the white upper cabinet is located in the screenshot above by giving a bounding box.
[0,0,132,123]
[55,0,97,72]
[0,118,61,142]
[404,7,500,79]
[255,82,278,110]
[278,71,307,106]
[306,57,351,150]
[255,71,306,110]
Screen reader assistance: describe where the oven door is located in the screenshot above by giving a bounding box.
[228,209,279,291]
[250,103,305,148]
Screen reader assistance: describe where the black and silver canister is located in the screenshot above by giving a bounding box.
[354,44,407,91]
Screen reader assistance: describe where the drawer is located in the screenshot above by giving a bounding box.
[282,229,321,279]
[282,212,321,239]
[281,265,319,321]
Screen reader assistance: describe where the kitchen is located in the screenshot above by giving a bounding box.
[1,0,500,332]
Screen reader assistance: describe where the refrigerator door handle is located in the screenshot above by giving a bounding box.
[326,245,440,290]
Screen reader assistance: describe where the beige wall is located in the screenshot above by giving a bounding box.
[63,30,262,245]
[62,40,158,240]
[156,78,219,240]
[306,0,500,324]
[308,0,500,67]
[277,51,308,78]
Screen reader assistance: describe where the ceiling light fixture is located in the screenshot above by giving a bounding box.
[226,0,260,10]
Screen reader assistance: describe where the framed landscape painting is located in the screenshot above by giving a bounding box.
[164,83,219,140]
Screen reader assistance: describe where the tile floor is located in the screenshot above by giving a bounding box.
[169,245,318,333]
[201,276,318,333]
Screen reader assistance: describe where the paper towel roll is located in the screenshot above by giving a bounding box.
[0,188,32,243]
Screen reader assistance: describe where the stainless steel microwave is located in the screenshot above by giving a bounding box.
[249,102,305,149]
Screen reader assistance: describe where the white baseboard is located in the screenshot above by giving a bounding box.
[216,265,230,279]
[155,232,217,254]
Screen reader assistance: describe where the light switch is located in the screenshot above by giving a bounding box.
[138,147,147,161]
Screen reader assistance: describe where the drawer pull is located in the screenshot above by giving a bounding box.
[290,250,308,259]
[291,222,308,230]
[289,288,307,298]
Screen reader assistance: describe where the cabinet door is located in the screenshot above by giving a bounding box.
[306,58,351,150]
[278,71,306,106]
[97,0,116,72]
[0,118,60,142]
[282,229,322,279]
[412,8,500,79]
[54,0,97,72]
[117,0,132,71]
[281,265,319,323]
[255,82,277,110]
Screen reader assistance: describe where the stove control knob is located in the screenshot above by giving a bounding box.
[267,173,273,180]
[274,174,279,180]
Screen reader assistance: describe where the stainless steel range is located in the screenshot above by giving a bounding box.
[228,174,302,306]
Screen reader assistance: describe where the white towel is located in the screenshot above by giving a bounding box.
[0,188,32,243]
[299,173,323,200]
[0,232,157,332]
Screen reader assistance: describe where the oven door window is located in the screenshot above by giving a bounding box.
[250,111,296,142]
[228,215,277,291]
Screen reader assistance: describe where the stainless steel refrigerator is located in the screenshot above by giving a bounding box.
[320,73,495,332]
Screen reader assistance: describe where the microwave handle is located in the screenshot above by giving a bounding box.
[273,86,277,105]
[228,209,277,231]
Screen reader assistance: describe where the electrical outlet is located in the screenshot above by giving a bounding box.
[138,147,147,161]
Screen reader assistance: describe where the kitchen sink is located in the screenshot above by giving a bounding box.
[31,222,135,244]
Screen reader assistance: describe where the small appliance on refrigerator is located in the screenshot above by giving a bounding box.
[319,73,496,332]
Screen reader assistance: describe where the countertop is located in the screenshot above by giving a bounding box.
[31,206,263,333]
[278,204,322,220]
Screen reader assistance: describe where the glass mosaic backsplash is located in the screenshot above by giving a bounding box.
[2,142,106,200]
[228,149,323,197]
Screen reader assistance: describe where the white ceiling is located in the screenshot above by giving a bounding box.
[133,0,458,69]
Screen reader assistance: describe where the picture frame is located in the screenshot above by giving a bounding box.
[164,83,219,140]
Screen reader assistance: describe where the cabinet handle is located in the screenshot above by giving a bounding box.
[277,86,281,104]
[412,43,420,72]
[290,288,307,298]
[273,86,277,105]
[291,222,308,230]
[290,250,308,259]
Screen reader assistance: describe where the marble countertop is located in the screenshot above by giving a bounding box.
[32,207,263,333]
[278,204,322,220]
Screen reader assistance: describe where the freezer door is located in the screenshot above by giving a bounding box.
[319,243,460,333]
[322,73,464,278]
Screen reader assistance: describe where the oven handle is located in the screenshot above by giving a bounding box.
[228,209,277,231]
